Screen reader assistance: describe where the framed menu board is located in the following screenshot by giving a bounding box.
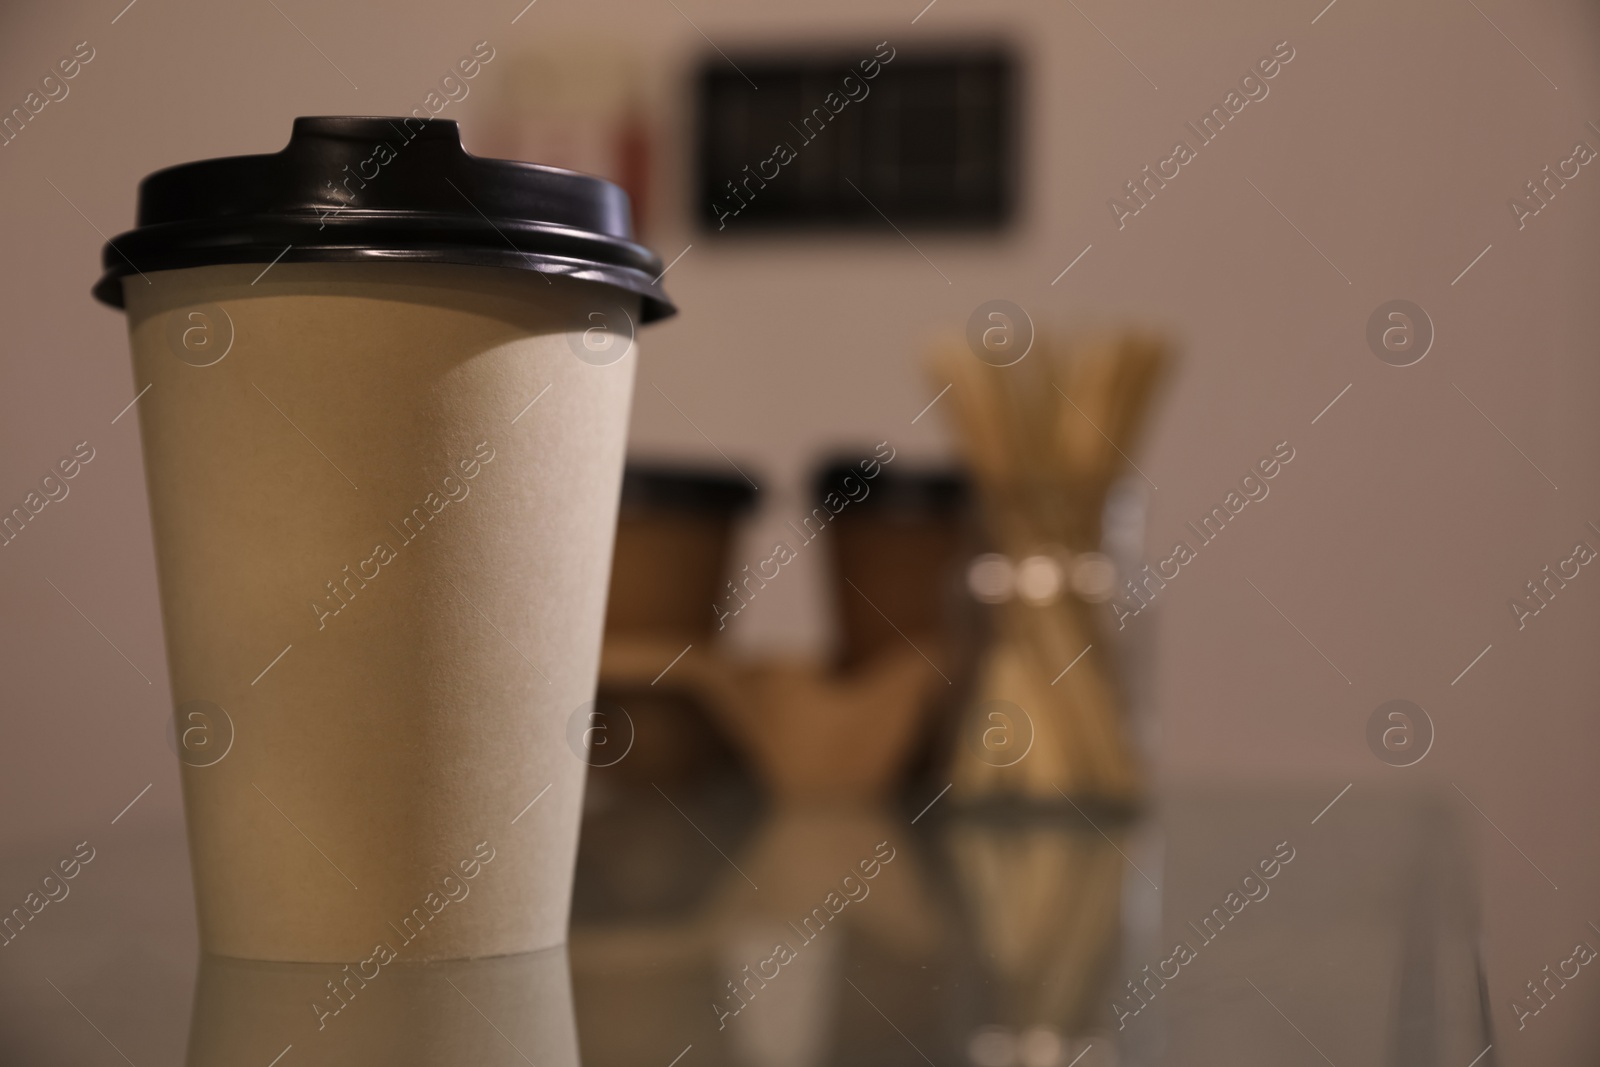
[696,44,1017,233]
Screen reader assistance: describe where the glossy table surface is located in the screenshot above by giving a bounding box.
[0,781,1494,1066]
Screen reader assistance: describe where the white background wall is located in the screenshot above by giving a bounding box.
[1,0,1597,1061]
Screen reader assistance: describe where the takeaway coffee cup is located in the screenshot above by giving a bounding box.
[93,117,675,962]
[186,947,579,1066]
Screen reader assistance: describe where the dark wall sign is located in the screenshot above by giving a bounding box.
[696,43,1017,233]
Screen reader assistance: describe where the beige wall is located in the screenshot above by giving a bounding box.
[2,0,1597,1061]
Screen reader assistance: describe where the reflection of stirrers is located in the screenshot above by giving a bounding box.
[932,332,1170,805]
[945,819,1125,1032]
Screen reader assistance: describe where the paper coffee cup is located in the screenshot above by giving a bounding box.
[95,118,675,962]
[187,946,579,1066]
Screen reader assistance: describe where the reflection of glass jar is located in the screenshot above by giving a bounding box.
[943,812,1129,1065]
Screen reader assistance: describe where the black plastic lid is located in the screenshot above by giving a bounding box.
[92,116,676,320]
[814,457,969,515]
[620,463,758,515]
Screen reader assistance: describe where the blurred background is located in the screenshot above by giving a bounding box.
[3,0,1600,1064]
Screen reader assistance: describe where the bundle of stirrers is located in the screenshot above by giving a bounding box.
[931,331,1169,807]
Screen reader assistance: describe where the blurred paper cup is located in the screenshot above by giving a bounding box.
[94,117,675,961]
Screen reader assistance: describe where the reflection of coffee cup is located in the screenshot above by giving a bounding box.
[187,946,579,1066]
[94,117,674,961]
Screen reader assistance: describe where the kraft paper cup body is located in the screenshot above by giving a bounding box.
[186,947,579,1066]
[126,261,638,961]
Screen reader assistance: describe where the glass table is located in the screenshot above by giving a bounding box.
[0,781,1494,1066]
